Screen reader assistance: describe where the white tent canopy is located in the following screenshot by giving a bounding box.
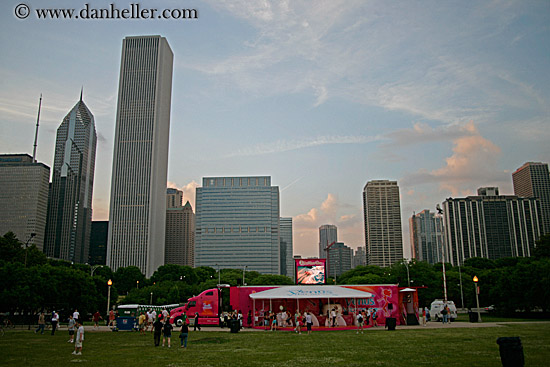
[249,285,373,299]
[399,288,416,292]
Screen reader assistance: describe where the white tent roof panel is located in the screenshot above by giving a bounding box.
[249,285,373,299]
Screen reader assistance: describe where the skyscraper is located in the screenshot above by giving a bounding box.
[327,242,353,277]
[0,154,50,250]
[363,180,403,267]
[165,188,195,267]
[44,96,97,263]
[89,221,108,265]
[443,188,542,265]
[513,162,550,235]
[319,224,337,259]
[409,210,445,264]
[107,35,173,277]
[279,217,294,279]
[194,176,280,274]
[352,246,366,268]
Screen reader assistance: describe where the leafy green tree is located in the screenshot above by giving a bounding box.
[113,266,145,295]
[248,274,293,285]
[533,234,550,259]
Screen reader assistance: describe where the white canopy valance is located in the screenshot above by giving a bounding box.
[249,285,373,299]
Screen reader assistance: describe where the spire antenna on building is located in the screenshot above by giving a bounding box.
[32,94,42,163]
[80,86,83,102]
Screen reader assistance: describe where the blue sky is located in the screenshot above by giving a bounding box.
[1,0,549,258]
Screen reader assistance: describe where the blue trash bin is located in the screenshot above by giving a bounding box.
[116,316,135,331]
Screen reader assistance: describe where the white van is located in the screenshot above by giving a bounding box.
[429,300,458,322]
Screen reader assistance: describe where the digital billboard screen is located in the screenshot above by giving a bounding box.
[295,259,326,285]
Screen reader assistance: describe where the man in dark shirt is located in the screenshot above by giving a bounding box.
[153,317,163,347]
[179,320,189,348]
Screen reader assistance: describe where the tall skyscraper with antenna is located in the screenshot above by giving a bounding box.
[107,36,173,277]
[44,93,97,263]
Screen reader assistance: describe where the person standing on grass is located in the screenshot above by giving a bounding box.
[153,316,163,347]
[371,309,378,327]
[72,309,80,323]
[138,312,147,335]
[108,309,116,327]
[51,311,59,335]
[305,311,313,335]
[92,310,102,329]
[356,311,364,334]
[72,320,84,355]
[162,318,173,347]
[67,315,76,343]
[193,312,201,331]
[179,319,189,348]
[295,312,302,334]
[35,311,45,334]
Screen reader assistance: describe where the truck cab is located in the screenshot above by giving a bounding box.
[170,288,220,326]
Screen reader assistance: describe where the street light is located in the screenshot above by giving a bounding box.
[106,279,112,317]
[150,292,153,305]
[436,204,448,303]
[215,263,221,284]
[23,233,36,267]
[90,265,103,277]
[136,280,139,289]
[403,261,411,287]
[243,265,247,286]
[473,276,482,322]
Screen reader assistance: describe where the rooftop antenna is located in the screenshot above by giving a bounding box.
[32,94,42,163]
[80,86,83,102]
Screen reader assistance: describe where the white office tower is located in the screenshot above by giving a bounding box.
[107,36,173,277]
[363,180,404,266]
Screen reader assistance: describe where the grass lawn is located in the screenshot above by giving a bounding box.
[2,324,549,366]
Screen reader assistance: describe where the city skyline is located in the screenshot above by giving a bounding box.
[1,1,549,258]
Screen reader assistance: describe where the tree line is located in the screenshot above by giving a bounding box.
[1,231,548,322]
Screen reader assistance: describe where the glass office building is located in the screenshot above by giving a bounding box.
[195,176,280,274]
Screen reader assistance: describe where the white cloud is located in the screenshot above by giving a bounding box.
[399,121,509,196]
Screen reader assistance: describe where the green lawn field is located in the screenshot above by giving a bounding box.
[1,324,549,366]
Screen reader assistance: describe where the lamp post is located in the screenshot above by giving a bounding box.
[106,279,112,317]
[473,276,482,322]
[23,233,36,267]
[436,205,448,303]
[242,265,247,286]
[216,263,221,284]
[150,292,153,305]
[403,261,411,287]
[90,265,103,277]
[136,280,139,289]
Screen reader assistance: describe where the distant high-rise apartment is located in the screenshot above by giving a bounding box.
[44,96,97,263]
[513,162,550,235]
[443,188,543,265]
[279,217,294,279]
[165,188,195,267]
[319,224,337,259]
[0,154,50,250]
[167,188,183,209]
[327,242,353,277]
[363,180,403,266]
[352,246,366,268]
[89,221,108,265]
[195,176,280,274]
[409,210,445,264]
[107,35,173,277]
